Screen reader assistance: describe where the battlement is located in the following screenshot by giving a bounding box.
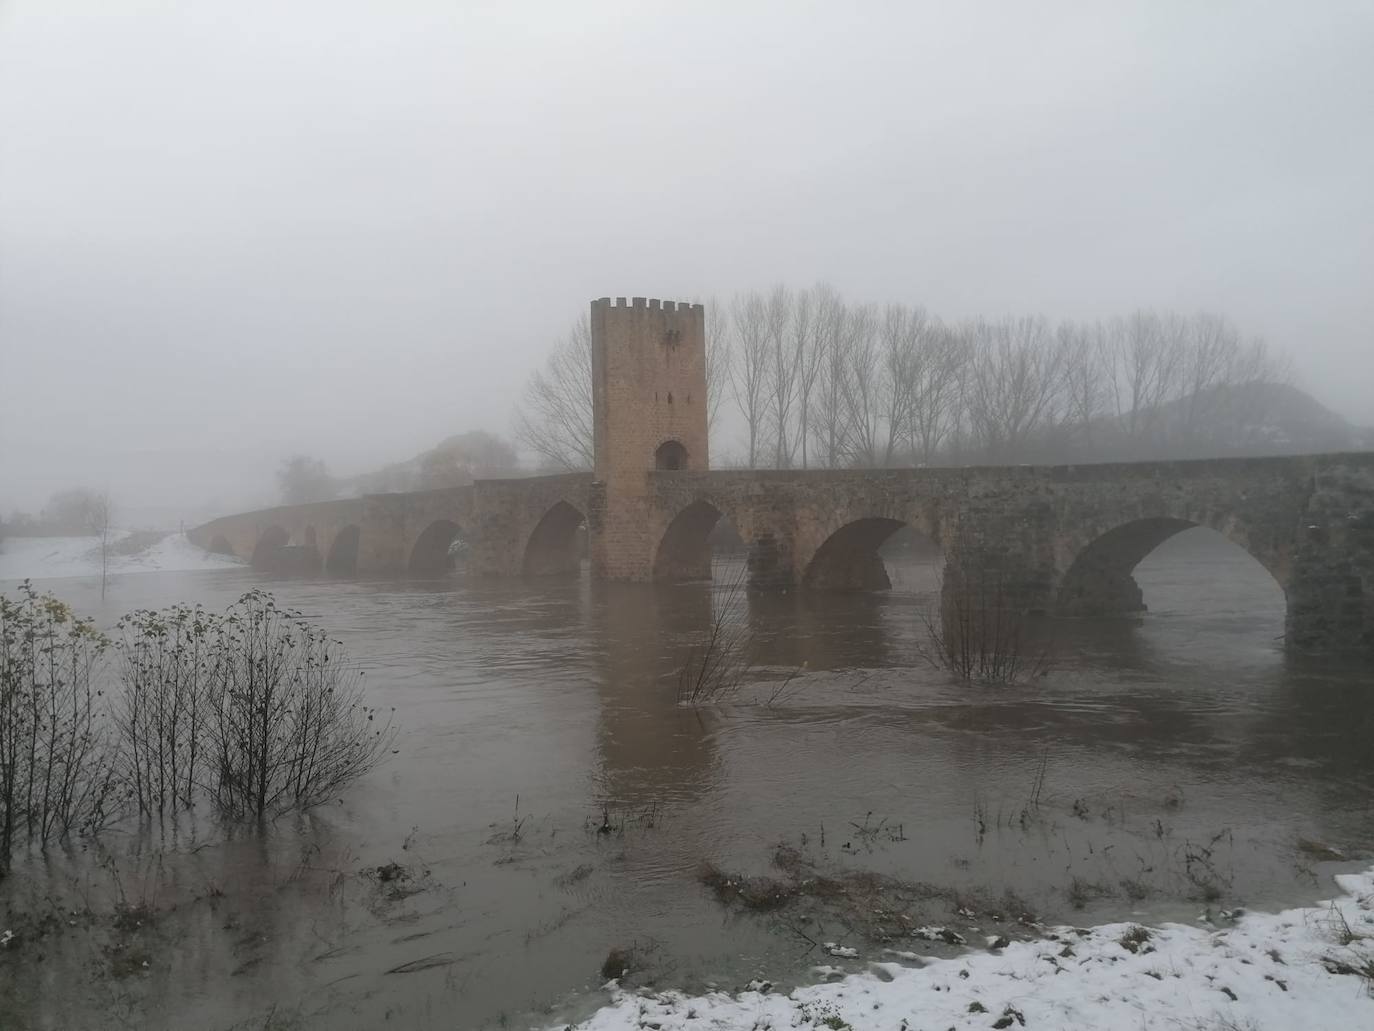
[593,296,704,314]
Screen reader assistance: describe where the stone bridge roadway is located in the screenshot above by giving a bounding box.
[189,451,1374,653]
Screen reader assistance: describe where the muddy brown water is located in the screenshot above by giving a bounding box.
[1,529,1372,1029]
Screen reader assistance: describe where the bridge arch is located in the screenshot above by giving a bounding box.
[409,519,465,575]
[1056,516,1286,619]
[522,500,586,576]
[803,516,942,591]
[326,525,361,575]
[653,500,727,583]
[251,526,289,569]
[209,534,235,557]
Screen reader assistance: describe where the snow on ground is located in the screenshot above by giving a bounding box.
[557,867,1374,1030]
[0,533,242,582]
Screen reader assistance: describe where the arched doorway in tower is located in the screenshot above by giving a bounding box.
[408,519,466,575]
[1056,520,1286,649]
[522,500,587,577]
[326,525,361,575]
[652,500,744,583]
[655,440,689,471]
[803,518,941,593]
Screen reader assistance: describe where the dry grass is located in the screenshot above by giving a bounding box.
[698,861,797,911]
[1118,924,1153,954]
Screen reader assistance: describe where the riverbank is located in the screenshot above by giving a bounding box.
[556,866,1374,1030]
[0,532,241,581]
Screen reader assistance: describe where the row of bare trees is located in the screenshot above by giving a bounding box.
[722,286,1294,468]
[514,288,1298,471]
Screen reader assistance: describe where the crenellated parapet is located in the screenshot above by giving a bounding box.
[593,297,705,314]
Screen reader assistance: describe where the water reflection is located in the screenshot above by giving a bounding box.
[590,581,720,805]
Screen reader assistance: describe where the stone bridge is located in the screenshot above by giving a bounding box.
[189,296,1374,654]
[188,452,1374,654]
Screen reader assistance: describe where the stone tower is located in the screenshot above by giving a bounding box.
[589,296,708,579]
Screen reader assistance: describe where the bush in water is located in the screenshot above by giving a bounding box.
[204,590,395,820]
[0,584,396,877]
[0,582,119,878]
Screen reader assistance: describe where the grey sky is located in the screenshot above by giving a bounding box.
[2,1,1372,523]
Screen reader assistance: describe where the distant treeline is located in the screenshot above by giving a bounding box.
[2,487,111,539]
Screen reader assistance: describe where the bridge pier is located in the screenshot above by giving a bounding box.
[1284,463,1374,653]
[1057,560,1147,617]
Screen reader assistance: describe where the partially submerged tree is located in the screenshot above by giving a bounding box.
[93,491,112,600]
[0,584,118,878]
[207,591,395,820]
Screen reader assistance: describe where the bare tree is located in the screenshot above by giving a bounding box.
[878,304,942,465]
[704,295,731,437]
[794,284,830,468]
[839,304,882,466]
[909,323,969,465]
[1057,320,1109,455]
[809,288,851,468]
[728,292,771,467]
[764,285,800,468]
[515,316,595,472]
[1100,310,1186,453]
[37,488,107,536]
[964,316,1067,462]
[93,492,112,600]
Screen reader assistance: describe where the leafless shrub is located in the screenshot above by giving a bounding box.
[1067,876,1115,910]
[0,582,119,878]
[918,561,1049,685]
[208,591,396,820]
[114,604,222,817]
[676,569,752,704]
[107,591,396,823]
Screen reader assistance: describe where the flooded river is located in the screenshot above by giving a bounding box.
[2,529,1371,1029]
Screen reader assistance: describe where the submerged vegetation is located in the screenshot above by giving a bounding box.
[919,559,1051,686]
[0,583,395,877]
[675,570,752,705]
[0,586,117,875]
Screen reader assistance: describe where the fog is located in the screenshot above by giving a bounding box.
[2,1,1372,525]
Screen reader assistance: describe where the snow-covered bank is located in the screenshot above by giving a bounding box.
[557,867,1374,1030]
[0,533,242,582]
